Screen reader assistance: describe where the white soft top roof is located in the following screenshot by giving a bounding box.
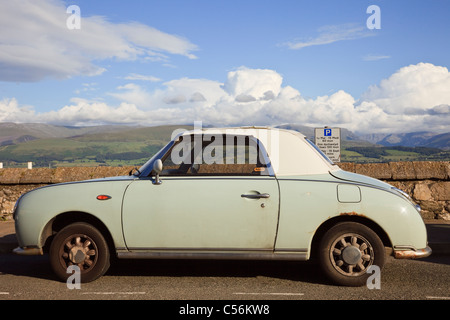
[180,126,338,176]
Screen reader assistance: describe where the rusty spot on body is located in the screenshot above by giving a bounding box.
[395,251,416,259]
[340,211,366,217]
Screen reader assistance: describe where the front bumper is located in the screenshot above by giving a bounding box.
[394,246,432,259]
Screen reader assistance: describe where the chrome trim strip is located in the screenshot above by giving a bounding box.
[126,247,270,252]
[117,249,308,261]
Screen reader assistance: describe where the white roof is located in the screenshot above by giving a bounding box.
[180,126,339,176]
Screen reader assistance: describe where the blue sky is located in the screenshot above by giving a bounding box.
[0,0,449,134]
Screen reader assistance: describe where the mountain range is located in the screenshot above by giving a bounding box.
[0,122,135,146]
[360,131,450,149]
[276,124,450,150]
[1,122,449,149]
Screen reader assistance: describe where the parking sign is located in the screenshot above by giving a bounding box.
[314,127,341,162]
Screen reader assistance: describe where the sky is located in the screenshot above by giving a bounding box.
[0,0,449,134]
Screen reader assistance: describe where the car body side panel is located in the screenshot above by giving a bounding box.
[275,175,428,256]
[275,177,339,253]
[358,186,428,250]
[122,176,280,250]
[14,179,133,249]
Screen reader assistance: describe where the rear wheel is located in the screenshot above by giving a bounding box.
[318,222,385,286]
[49,222,110,283]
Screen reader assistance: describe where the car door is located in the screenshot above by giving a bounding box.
[121,133,280,252]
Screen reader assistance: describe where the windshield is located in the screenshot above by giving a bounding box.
[136,140,175,177]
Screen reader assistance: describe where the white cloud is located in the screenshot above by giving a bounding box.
[42,99,146,126]
[361,63,450,115]
[0,0,197,82]
[429,104,450,115]
[282,23,374,50]
[108,83,155,109]
[0,98,37,123]
[163,78,226,107]
[124,73,161,82]
[189,92,207,103]
[1,63,449,134]
[363,54,391,61]
[109,77,226,111]
[222,67,283,101]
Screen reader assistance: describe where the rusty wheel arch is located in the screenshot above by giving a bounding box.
[309,215,392,261]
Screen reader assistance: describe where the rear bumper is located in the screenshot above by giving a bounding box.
[394,246,432,259]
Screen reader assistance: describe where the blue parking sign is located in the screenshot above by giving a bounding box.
[324,128,332,136]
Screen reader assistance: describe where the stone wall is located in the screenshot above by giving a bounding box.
[1,162,449,221]
[0,166,133,221]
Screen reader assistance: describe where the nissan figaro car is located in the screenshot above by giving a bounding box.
[13,127,431,286]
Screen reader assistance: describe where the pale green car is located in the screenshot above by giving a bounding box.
[13,127,431,286]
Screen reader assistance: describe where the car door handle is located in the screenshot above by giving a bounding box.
[241,193,270,199]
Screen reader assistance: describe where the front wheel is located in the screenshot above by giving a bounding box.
[318,222,385,287]
[49,222,110,283]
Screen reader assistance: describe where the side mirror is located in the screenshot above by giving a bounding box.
[152,159,163,185]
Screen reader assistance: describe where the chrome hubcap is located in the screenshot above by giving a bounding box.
[342,246,362,265]
[60,234,98,272]
[330,233,374,276]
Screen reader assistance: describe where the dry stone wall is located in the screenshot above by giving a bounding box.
[0,166,133,221]
[1,162,449,221]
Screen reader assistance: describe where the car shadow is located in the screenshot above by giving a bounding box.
[106,258,331,285]
[0,234,17,253]
[426,224,450,243]
[0,253,56,281]
[0,252,332,285]
[419,254,450,266]
[2,251,449,285]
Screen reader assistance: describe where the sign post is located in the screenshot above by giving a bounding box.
[314,127,341,163]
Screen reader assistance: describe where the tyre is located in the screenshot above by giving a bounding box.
[49,222,110,283]
[318,222,385,287]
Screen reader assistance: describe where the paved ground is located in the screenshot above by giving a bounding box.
[1,253,449,301]
[1,219,449,304]
[1,219,449,254]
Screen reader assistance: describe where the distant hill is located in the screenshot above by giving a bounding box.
[0,123,194,168]
[425,132,450,149]
[275,124,360,141]
[360,131,450,150]
[71,125,192,143]
[0,122,136,144]
[0,122,448,167]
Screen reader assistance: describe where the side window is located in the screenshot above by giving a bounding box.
[160,134,270,176]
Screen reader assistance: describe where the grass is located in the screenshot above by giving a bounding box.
[0,137,164,168]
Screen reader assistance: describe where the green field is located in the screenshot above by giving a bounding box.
[0,125,190,168]
[340,145,450,163]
